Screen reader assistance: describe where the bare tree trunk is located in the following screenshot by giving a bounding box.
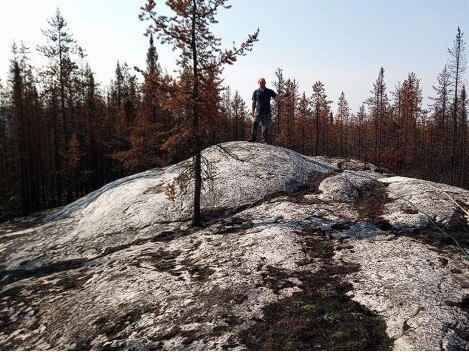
[191,0,202,227]
[315,106,319,155]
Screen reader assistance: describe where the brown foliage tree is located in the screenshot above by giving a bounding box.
[140,0,259,226]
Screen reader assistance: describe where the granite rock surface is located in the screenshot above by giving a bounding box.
[1,141,468,350]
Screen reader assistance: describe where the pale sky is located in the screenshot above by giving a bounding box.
[0,0,468,112]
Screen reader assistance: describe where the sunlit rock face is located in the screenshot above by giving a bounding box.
[1,141,468,350]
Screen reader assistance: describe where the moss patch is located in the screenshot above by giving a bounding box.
[241,266,392,350]
[417,227,469,251]
[240,229,393,351]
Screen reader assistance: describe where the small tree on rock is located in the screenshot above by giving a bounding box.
[140,0,259,226]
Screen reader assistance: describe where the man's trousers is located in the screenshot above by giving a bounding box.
[249,111,272,143]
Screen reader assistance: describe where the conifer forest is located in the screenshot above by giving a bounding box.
[0,3,467,222]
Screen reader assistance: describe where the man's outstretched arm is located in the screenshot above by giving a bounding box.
[273,89,289,102]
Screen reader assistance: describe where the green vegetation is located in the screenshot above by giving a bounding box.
[241,264,393,350]
[418,227,469,249]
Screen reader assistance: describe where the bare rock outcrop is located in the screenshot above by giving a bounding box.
[1,141,468,350]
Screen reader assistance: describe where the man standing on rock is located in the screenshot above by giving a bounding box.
[247,77,278,144]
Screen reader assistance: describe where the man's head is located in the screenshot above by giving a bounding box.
[258,77,266,89]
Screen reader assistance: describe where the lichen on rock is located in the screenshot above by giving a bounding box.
[1,141,468,350]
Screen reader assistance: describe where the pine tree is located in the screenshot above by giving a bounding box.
[0,77,9,218]
[457,85,468,184]
[6,42,46,214]
[200,68,225,146]
[391,73,422,173]
[366,67,389,167]
[220,88,249,141]
[296,92,311,154]
[10,60,27,213]
[108,61,141,177]
[272,68,286,144]
[336,92,350,157]
[282,79,299,149]
[231,90,249,141]
[61,133,85,202]
[37,8,80,140]
[140,0,259,226]
[114,35,172,173]
[37,8,81,205]
[429,65,453,182]
[0,78,8,140]
[448,27,466,183]
[220,87,234,137]
[310,81,331,156]
[82,65,107,191]
[146,33,161,75]
[355,104,367,162]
